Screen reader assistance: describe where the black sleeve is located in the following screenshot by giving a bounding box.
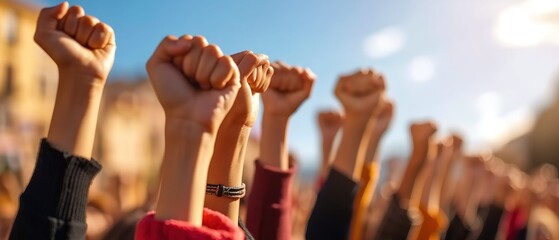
[477,204,504,240]
[305,168,358,240]
[374,194,412,240]
[444,213,472,240]
[9,139,102,240]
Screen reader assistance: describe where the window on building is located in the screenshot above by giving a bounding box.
[3,65,14,98]
[4,10,18,45]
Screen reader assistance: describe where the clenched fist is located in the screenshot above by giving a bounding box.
[318,110,344,139]
[335,68,385,118]
[146,35,240,133]
[410,121,437,147]
[35,2,115,84]
[262,61,315,117]
[372,100,395,134]
[223,51,273,127]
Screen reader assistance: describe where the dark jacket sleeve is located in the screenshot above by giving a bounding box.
[375,194,412,240]
[246,160,295,240]
[9,139,102,240]
[305,168,358,240]
[444,213,472,240]
[477,204,504,240]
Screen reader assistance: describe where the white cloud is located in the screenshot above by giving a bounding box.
[473,92,535,147]
[363,27,406,59]
[408,56,436,82]
[495,0,559,47]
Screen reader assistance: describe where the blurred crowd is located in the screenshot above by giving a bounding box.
[1,1,559,240]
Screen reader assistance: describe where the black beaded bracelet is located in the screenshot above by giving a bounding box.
[206,183,246,199]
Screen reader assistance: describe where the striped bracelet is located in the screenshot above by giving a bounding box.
[206,183,246,199]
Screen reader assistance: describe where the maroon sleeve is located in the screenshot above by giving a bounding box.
[246,160,296,240]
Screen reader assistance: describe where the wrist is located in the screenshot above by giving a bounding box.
[260,113,290,170]
[58,69,107,91]
[262,109,292,121]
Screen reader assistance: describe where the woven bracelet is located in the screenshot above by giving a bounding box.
[206,183,246,199]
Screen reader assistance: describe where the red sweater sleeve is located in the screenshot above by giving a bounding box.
[246,160,296,240]
[136,209,245,240]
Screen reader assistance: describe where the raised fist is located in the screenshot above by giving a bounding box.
[34,3,115,82]
[261,61,315,117]
[410,121,437,146]
[146,35,240,133]
[222,51,273,127]
[335,68,385,118]
[318,110,344,139]
[373,100,395,134]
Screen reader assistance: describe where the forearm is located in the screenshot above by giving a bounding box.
[332,115,370,181]
[397,147,428,201]
[364,129,383,165]
[205,125,251,220]
[321,134,336,167]
[260,113,289,170]
[433,158,453,208]
[454,168,474,220]
[47,73,104,159]
[417,160,436,208]
[155,120,215,226]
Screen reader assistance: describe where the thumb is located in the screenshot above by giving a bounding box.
[150,36,192,65]
[36,2,69,31]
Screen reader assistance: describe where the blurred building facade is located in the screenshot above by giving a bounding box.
[0,0,57,185]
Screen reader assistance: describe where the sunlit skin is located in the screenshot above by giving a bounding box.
[331,69,386,181]
[260,61,315,171]
[317,110,344,182]
[397,122,437,203]
[34,2,116,159]
[205,51,273,221]
[148,35,241,226]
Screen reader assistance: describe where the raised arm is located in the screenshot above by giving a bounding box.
[316,110,344,186]
[205,51,272,221]
[307,68,386,240]
[246,61,315,240]
[10,3,115,240]
[136,35,245,239]
[348,100,394,240]
[397,122,437,202]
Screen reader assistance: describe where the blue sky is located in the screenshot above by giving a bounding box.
[36,0,559,172]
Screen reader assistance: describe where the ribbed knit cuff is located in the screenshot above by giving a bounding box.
[20,139,102,222]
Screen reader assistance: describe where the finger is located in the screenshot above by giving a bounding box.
[182,35,208,81]
[37,2,69,33]
[147,35,192,68]
[210,56,236,89]
[230,50,251,65]
[262,65,274,91]
[236,52,259,79]
[196,45,222,89]
[171,35,193,69]
[253,66,265,92]
[61,5,84,37]
[87,22,111,49]
[75,15,99,46]
[302,69,316,97]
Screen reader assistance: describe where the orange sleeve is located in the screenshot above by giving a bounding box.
[349,162,379,240]
[411,205,448,240]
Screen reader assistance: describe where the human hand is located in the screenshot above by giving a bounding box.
[372,100,395,135]
[35,2,115,87]
[222,51,273,128]
[335,68,385,119]
[261,61,315,118]
[146,35,240,134]
[318,110,344,140]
